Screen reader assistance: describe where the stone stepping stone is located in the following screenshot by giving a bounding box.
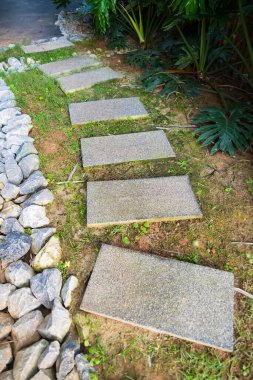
[69,97,148,125]
[22,38,74,53]
[39,55,100,77]
[80,244,234,352]
[81,130,175,168]
[87,175,202,227]
[58,67,124,93]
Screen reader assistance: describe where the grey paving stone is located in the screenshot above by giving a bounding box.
[81,130,175,168]
[58,67,123,93]
[39,55,100,77]
[69,97,148,125]
[22,38,74,53]
[87,175,202,227]
[81,244,234,351]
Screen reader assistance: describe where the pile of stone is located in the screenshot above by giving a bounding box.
[0,79,90,379]
[0,58,37,74]
[0,268,88,379]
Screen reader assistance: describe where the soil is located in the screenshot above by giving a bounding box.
[38,131,67,155]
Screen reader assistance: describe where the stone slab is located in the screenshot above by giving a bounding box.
[80,244,234,352]
[87,175,202,227]
[81,130,175,168]
[58,67,123,93]
[69,97,148,125]
[22,38,74,53]
[39,55,100,77]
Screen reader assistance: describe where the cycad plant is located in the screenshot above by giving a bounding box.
[193,105,253,156]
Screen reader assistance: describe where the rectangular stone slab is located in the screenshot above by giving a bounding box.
[87,175,202,227]
[80,244,234,352]
[39,55,100,77]
[22,38,74,53]
[81,130,175,168]
[69,97,148,125]
[58,67,124,93]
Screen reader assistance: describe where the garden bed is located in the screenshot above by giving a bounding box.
[1,39,252,379]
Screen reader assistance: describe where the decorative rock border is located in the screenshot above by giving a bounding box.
[0,58,37,75]
[0,78,92,379]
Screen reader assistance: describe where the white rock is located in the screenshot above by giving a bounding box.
[1,183,20,201]
[0,99,16,112]
[0,90,14,102]
[1,217,24,234]
[32,236,62,271]
[0,284,16,310]
[11,310,44,351]
[7,287,41,319]
[30,268,62,309]
[22,189,53,208]
[30,370,53,380]
[38,298,71,342]
[0,202,22,219]
[61,276,79,308]
[0,370,14,379]
[0,108,20,125]
[0,312,14,340]
[19,154,39,178]
[19,171,47,195]
[5,135,33,150]
[27,58,35,65]
[5,260,34,287]
[38,341,60,369]
[19,205,49,228]
[16,142,38,163]
[31,227,56,254]
[5,158,23,185]
[13,339,48,380]
[0,341,13,373]
[5,125,30,138]
[4,115,31,131]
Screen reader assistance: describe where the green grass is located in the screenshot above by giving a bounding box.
[4,45,253,380]
[0,45,75,65]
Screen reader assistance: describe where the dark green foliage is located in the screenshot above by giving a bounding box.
[105,16,129,49]
[53,0,71,8]
[118,0,169,47]
[141,67,201,98]
[193,105,253,155]
[86,0,116,33]
[126,50,161,68]
[107,38,128,49]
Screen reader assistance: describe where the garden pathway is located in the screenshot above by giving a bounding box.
[37,51,234,352]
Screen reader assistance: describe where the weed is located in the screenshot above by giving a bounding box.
[58,261,70,279]
[246,179,253,196]
[180,350,230,380]
[122,236,131,245]
[24,228,32,235]
[246,254,253,265]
